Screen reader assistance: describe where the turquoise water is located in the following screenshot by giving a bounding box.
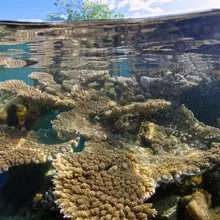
[0,66,35,85]
[0,42,38,85]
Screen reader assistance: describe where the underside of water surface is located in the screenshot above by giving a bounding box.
[0,9,220,220]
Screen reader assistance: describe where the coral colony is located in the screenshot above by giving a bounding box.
[0,68,220,219]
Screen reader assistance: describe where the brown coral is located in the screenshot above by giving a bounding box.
[139,121,189,154]
[0,126,46,172]
[29,72,63,96]
[29,72,55,85]
[60,69,109,86]
[103,99,171,119]
[138,105,220,154]
[0,80,75,109]
[179,190,212,220]
[0,57,26,68]
[53,147,157,220]
[134,143,220,184]
[0,125,74,172]
[52,109,107,141]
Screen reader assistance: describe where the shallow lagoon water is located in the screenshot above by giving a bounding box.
[0,10,220,220]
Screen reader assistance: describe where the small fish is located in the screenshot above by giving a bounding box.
[44,132,48,139]
[0,171,8,188]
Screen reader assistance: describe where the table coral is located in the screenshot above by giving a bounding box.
[0,57,26,68]
[59,69,109,87]
[29,72,55,85]
[52,110,107,141]
[103,99,171,119]
[29,72,63,97]
[1,72,220,220]
[0,125,75,173]
[53,147,157,220]
[0,80,75,109]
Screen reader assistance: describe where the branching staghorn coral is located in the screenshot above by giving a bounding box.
[53,147,157,220]
[0,80,75,109]
[0,125,75,173]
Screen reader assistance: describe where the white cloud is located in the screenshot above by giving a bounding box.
[198,0,220,9]
[72,0,220,18]
[16,19,46,22]
[129,5,220,19]
[117,0,220,17]
[147,6,164,13]
[117,0,176,11]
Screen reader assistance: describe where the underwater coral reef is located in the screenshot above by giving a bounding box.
[0,67,220,219]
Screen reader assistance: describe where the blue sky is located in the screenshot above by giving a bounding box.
[0,0,220,21]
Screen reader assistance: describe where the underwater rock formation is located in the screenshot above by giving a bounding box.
[138,104,220,154]
[136,143,220,182]
[178,190,212,220]
[203,166,220,207]
[139,121,190,155]
[181,79,220,127]
[136,59,213,104]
